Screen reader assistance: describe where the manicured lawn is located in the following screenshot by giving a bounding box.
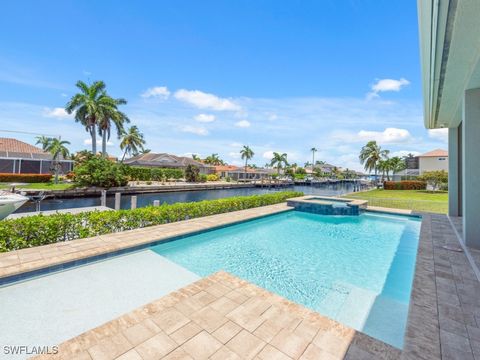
[343,189,448,214]
[0,182,74,190]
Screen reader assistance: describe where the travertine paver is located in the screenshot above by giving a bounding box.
[402,213,480,360]
[31,271,400,360]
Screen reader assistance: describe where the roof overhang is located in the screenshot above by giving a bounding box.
[418,0,480,129]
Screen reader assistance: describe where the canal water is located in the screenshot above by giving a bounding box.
[15,183,359,214]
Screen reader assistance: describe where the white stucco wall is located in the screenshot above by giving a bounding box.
[418,156,448,174]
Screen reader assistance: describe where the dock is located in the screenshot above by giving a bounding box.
[6,206,113,219]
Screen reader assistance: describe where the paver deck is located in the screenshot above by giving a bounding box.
[32,271,401,360]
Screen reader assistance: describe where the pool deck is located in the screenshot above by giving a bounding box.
[32,271,400,360]
[1,201,479,359]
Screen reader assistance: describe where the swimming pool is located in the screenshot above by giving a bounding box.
[0,209,420,354]
[151,210,421,348]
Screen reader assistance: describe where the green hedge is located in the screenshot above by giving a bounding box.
[384,181,427,190]
[125,166,184,181]
[0,191,303,252]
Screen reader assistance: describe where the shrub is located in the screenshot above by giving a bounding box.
[383,180,427,190]
[199,174,208,183]
[206,174,219,182]
[418,170,448,191]
[0,191,304,252]
[73,157,128,188]
[185,165,200,182]
[0,173,52,183]
[296,167,307,175]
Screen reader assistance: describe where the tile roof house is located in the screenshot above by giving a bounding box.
[213,165,275,181]
[0,137,73,174]
[124,153,214,174]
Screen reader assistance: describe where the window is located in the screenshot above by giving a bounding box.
[438,157,446,160]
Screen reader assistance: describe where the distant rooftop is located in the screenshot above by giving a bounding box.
[124,153,212,168]
[418,149,448,157]
[0,137,52,160]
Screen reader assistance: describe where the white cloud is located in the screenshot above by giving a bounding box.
[84,138,113,146]
[357,127,412,144]
[141,86,170,99]
[194,113,216,123]
[267,112,278,121]
[235,120,251,128]
[180,125,209,136]
[174,89,241,111]
[42,107,72,119]
[367,78,410,99]
[390,150,421,158]
[428,128,448,142]
[263,151,274,159]
[228,151,241,159]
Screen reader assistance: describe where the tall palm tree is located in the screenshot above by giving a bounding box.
[192,154,201,161]
[270,152,289,175]
[359,141,389,181]
[120,126,146,161]
[45,138,70,184]
[66,80,117,155]
[35,136,52,151]
[310,147,317,170]
[97,97,130,157]
[240,145,254,178]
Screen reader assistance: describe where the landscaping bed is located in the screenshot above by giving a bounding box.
[0,191,302,252]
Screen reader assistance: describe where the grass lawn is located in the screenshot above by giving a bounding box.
[0,182,74,191]
[343,189,448,214]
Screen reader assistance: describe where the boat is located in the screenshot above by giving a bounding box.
[0,191,29,220]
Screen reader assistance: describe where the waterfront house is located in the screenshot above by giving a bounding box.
[0,137,73,175]
[394,149,448,180]
[124,153,214,174]
[213,165,274,181]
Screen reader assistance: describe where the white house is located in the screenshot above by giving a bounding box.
[418,0,480,248]
[418,149,448,175]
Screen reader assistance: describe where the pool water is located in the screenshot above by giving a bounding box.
[152,210,421,348]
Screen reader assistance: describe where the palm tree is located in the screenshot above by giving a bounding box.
[204,154,225,166]
[310,147,317,170]
[66,80,119,155]
[304,161,311,168]
[97,97,130,157]
[192,154,201,161]
[377,159,389,181]
[120,126,146,161]
[240,145,254,178]
[359,141,389,181]
[389,156,406,179]
[35,136,52,151]
[270,152,289,175]
[45,138,70,183]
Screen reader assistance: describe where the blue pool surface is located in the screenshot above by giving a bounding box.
[151,210,421,348]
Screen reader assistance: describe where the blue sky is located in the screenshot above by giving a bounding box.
[0,0,447,170]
